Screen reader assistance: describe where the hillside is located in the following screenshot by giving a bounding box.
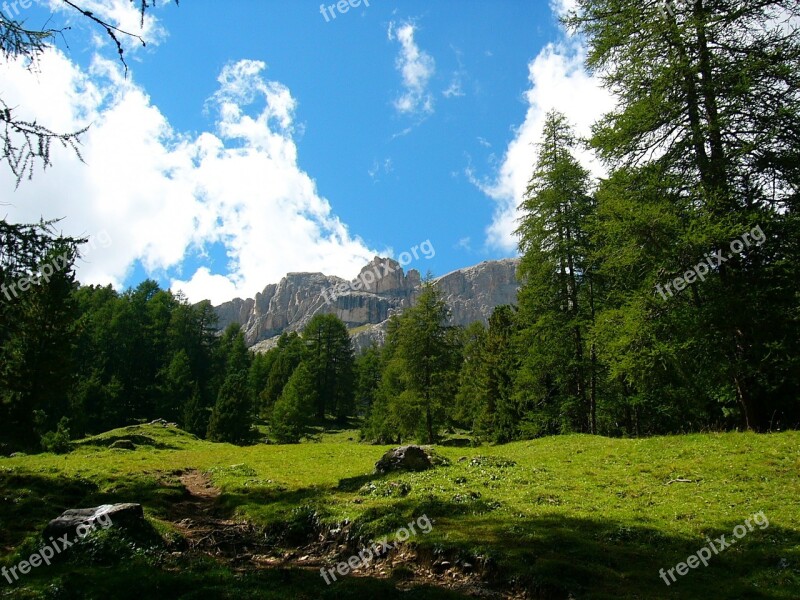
[1,427,798,599]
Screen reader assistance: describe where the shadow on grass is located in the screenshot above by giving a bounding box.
[0,472,99,552]
[0,560,474,600]
[383,507,798,600]
[0,470,185,553]
[75,434,179,451]
[276,487,796,600]
[217,486,333,546]
[438,438,473,448]
[210,481,800,599]
[3,470,799,599]
[337,472,380,492]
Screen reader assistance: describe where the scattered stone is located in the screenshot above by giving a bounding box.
[44,503,146,539]
[468,456,517,469]
[453,491,482,503]
[110,439,136,450]
[359,480,412,497]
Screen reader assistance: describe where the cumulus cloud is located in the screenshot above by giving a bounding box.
[474,8,615,253]
[388,21,435,116]
[1,51,377,305]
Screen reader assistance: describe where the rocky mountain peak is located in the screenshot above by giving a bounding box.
[214,257,520,352]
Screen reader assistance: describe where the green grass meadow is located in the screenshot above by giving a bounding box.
[1,425,798,599]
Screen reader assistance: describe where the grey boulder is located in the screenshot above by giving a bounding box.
[375,445,436,474]
[43,503,145,540]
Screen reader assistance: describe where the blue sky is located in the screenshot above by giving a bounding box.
[1,0,612,304]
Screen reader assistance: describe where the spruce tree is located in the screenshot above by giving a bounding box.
[568,0,800,430]
[271,363,314,443]
[302,314,355,421]
[207,373,253,444]
[515,110,599,435]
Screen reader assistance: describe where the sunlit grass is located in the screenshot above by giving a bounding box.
[1,425,798,599]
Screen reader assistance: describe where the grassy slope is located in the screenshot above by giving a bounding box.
[1,426,798,599]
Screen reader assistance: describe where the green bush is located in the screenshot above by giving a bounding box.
[40,417,72,454]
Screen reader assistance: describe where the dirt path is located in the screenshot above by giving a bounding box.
[179,470,221,501]
[166,470,521,598]
[168,470,267,561]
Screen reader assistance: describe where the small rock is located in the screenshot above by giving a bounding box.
[432,561,450,573]
[110,439,136,450]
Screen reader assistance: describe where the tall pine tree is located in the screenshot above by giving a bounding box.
[515,110,599,436]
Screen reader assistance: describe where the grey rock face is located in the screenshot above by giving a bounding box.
[215,257,520,350]
[43,504,145,540]
[435,258,520,327]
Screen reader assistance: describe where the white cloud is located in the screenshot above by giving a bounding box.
[475,18,615,253]
[442,46,467,99]
[442,78,464,99]
[388,21,435,116]
[550,0,579,18]
[1,52,377,305]
[47,0,170,53]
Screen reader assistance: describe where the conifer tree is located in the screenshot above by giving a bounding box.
[515,110,599,435]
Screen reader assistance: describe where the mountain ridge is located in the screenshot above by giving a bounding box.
[214,257,520,352]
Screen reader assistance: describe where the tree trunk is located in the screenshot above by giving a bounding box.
[426,402,433,444]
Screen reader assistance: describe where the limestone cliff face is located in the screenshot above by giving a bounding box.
[214,257,520,351]
[435,258,520,327]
